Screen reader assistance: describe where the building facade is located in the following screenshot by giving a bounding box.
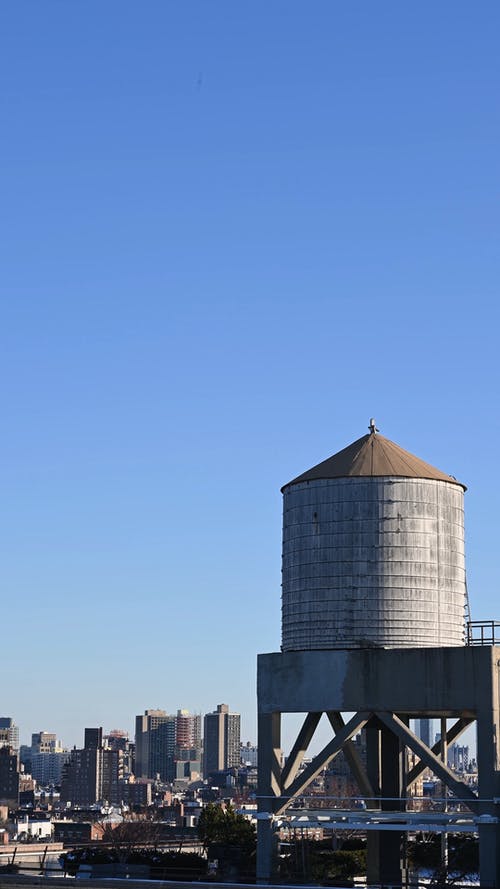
[32,751,70,786]
[0,718,19,753]
[0,746,20,807]
[60,727,124,806]
[134,710,176,781]
[203,703,241,776]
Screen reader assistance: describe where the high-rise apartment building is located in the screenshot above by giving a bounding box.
[30,732,69,787]
[417,718,432,748]
[102,748,124,804]
[60,727,124,806]
[105,730,132,776]
[60,746,102,806]
[0,718,19,753]
[134,710,176,781]
[105,730,129,751]
[84,727,103,749]
[203,703,241,776]
[175,710,202,760]
[31,732,62,755]
[175,710,201,750]
[0,745,19,807]
[32,751,70,786]
[61,729,102,806]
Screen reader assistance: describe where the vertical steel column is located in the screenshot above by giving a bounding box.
[380,721,406,886]
[257,711,281,884]
[440,717,448,871]
[366,715,406,885]
[476,653,500,888]
[366,717,382,885]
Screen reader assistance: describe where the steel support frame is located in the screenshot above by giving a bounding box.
[257,646,500,888]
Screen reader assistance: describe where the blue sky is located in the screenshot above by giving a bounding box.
[0,2,498,751]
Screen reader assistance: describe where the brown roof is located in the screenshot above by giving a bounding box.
[282,432,466,490]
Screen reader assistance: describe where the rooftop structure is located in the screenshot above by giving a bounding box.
[281,421,467,651]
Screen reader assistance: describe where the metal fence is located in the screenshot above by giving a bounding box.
[466,620,500,645]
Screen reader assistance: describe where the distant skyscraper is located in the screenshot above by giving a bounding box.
[61,728,103,806]
[32,751,70,786]
[0,745,19,807]
[175,709,202,762]
[175,710,201,750]
[105,730,132,776]
[31,732,63,754]
[203,703,241,776]
[84,727,103,749]
[134,710,176,781]
[0,718,19,753]
[101,748,124,804]
[60,727,123,806]
[30,732,68,787]
[240,742,258,767]
[61,746,102,806]
[418,718,433,748]
[105,729,129,751]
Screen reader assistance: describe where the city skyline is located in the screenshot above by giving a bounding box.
[1,2,498,749]
[4,705,248,754]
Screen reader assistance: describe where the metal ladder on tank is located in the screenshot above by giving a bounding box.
[464,579,473,644]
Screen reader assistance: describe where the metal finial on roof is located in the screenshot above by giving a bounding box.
[368,418,379,434]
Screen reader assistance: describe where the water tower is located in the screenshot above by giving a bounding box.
[257,422,500,887]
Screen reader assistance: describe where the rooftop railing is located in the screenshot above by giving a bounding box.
[466,620,500,646]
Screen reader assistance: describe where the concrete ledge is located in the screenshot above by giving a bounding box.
[257,645,500,714]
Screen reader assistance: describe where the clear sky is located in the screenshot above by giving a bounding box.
[0,2,498,752]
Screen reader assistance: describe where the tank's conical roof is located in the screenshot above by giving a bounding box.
[282,426,466,491]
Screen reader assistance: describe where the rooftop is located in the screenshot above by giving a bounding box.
[282,420,466,490]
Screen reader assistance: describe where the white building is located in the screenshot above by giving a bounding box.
[15,814,53,840]
[31,751,70,786]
